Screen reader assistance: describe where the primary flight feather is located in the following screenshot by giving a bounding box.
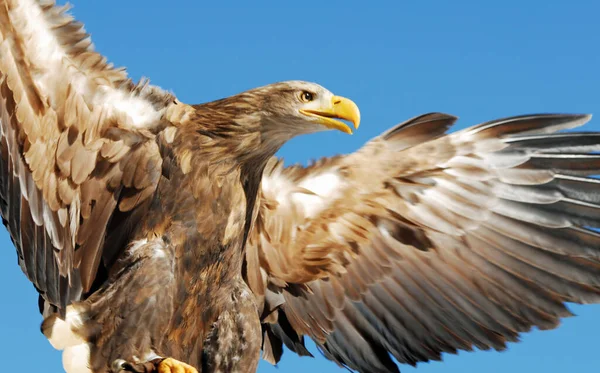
[1,1,600,373]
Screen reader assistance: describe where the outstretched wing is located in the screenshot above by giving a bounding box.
[248,112,600,372]
[0,0,177,312]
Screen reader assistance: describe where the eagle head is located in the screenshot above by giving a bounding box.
[255,80,361,136]
[189,81,361,164]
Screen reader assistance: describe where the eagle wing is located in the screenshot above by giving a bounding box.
[248,112,600,372]
[0,0,177,312]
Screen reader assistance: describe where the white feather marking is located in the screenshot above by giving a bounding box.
[62,343,92,373]
[42,196,61,248]
[480,151,531,169]
[377,223,390,237]
[97,85,163,128]
[10,0,164,129]
[261,173,295,204]
[128,238,149,253]
[43,306,85,350]
[327,220,348,241]
[69,197,80,247]
[153,245,166,259]
[128,238,167,259]
[163,126,178,143]
[293,172,343,218]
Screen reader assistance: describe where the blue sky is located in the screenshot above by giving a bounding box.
[1,1,600,372]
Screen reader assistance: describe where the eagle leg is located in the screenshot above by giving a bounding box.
[111,357,198,373]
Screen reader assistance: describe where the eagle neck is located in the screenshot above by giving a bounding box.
[182,101,294,259]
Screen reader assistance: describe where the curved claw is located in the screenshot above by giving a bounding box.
[112,359,127,372]
[110,358,163,373]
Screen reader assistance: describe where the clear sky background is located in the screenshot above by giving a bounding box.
[1,1,600,372]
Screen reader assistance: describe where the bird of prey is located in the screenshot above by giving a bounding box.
[2,1,600,373]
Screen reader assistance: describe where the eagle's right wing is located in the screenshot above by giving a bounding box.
[0,0,181,312]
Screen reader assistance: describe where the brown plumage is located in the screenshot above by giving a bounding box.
[3,2,600,373]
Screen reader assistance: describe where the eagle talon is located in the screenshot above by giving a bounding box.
[111,358,158,373]
[157,357,198,373]
[111,359,129,372]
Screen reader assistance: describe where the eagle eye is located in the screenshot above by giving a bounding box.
[299,91,314,102]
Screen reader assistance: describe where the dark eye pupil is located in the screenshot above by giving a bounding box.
[303,92,313,101]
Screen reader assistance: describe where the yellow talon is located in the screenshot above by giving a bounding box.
[157,358,198,373]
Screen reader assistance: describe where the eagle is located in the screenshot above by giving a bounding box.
[2,1,600,373]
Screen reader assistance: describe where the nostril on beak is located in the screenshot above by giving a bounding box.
[333,98,342,105]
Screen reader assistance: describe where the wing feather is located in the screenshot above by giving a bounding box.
[249,112,600,372]
[0,0,179,312]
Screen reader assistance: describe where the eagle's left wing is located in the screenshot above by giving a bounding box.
[247,112,600,373]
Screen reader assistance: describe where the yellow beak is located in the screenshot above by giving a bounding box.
[299,95,361,134]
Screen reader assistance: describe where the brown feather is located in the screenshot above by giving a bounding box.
[5,3,600,373]
[250,113,600,372]
[0,0,171,314]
